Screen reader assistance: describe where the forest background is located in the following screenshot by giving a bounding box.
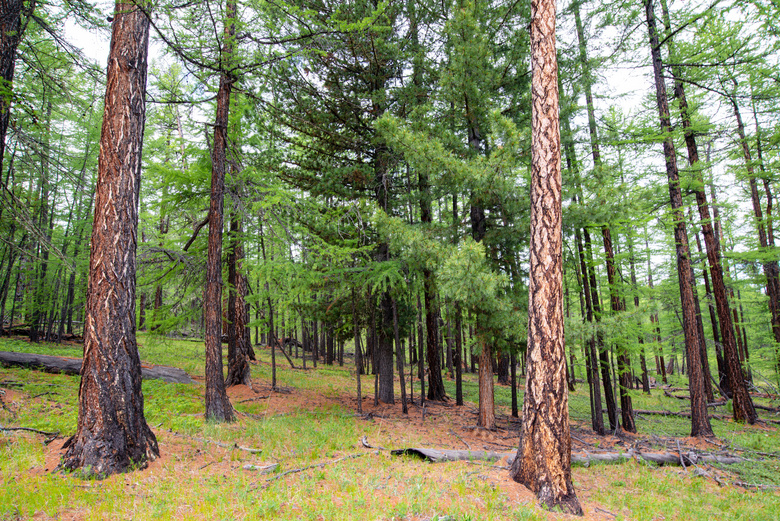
[2,0,780,517]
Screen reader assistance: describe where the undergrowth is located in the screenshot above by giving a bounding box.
[1,334,779,520]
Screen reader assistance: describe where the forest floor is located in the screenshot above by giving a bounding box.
[2,334,780,520]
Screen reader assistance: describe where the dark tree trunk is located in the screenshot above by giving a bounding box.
[455,302,463,406]
[585,228,618,431]
[512,0,582,510]
[658,6,735,398]
[417,294,425,406]
[497,351,510,386]
[575,228,604,435]
[393,298,407,414]
[564,103,604,435]
[0,0,28,176]
[353,290,363,414]
[376,291,395,404]
[226,213,251,387]
[730,90,780,380]
[602,227,635,433]
[59,3,159,476]
[510,350,518,418]
[644,0,712,436]
[203,0,237,422]
[627,239,651,394]
[420,170,446,401]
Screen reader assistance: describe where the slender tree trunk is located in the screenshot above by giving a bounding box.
[203,0,238,422]
[420,171,446,400]
[393,298,407,414]
[730,88,780,379]
[417,294,425,406]
[602,227,636,432]
[353,290,362,414]
[644,0,712,436]
[585,228,618,431]
[627,238,651,394]
[60,3,159,475]
[511,0,582,511]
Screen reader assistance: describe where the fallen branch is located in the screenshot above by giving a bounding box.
[734,481,780,490]
[238,395,270,403]
[264,452,368,484]
[449,429,471,450]
[635,408,780,425]
[165,430,262,454]
[360,436,386,450]
[1,426,59,436]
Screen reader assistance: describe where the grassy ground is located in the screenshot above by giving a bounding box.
[1,334,779,520]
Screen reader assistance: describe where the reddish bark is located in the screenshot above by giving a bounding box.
[511,0,582,512]
[59,2,158,476]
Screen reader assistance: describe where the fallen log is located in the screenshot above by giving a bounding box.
[634,408,780,424]
[0,351,196,384]
[392,447,747,467]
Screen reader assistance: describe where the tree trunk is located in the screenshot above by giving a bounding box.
[585,228,618,431]
[477,333,495,429]
[730,87,780,380]
[353,290,363,414]
[420,170,446,401]
[511,0,582,511]
[226,212,251,387]
[393,298,407,414]
[59,3,159,476]
[376,291,395,404]
[602,227,636,432]
[0,0,28,177]
[644,0,712,436]
[203,0,237,422]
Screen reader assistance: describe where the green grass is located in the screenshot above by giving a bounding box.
[2,334,780,520]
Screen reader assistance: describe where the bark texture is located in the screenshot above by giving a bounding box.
[226,214,251,387]
[511,0,582,513]
[477,334,495,429]
[203,0,237,421]
[59,3,159,476]
[0,0,27,172]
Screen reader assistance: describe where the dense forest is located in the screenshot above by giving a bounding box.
[1,0,780,514]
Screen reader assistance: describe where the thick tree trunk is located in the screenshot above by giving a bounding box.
[511,0,582,512]
[644,0,712,437]
[59,3,159,476]
[203,0,237,422]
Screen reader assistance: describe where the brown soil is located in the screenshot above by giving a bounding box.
[5,363,776,521]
